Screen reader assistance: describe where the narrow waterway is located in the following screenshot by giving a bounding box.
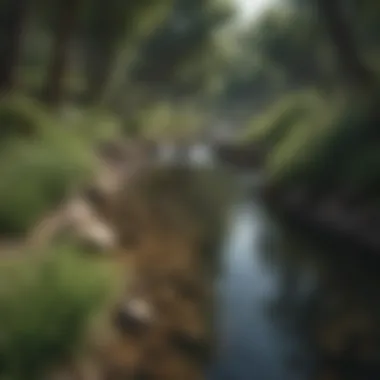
[160,144,380,380]
[209,177,380,380]
[208,184,313,380]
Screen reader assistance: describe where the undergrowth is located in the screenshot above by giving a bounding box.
[0,243,121,380]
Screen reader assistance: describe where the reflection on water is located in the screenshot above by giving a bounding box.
[210,179,380,380]
[210,195,309,380]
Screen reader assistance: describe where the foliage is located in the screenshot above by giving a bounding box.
[246,8,324,86]
[245,89,380,197]
[0,140,95,236]
[80,0,174,103]
[0,96,98,236]
[130,0,235,98]
[242,89,327,146]
[62,107,124,144]
[237,0,380,202]
[219,4,331,112]
[0,95,52,142]
[131,101,204,140]
[0,243,120,380]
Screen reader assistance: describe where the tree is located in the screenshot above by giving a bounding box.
[316,0,375,90]
[130,0,235,99]
[44,0,83,105]
[218,7,328,115]
[0,0,29,92]
[80,0,174,105]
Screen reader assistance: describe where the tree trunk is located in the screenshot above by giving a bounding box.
[0,0,29,92]
[44,0,81,106]
[83,41,116,105]
[317,0,375,90]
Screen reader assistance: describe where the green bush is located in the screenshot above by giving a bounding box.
[0,95,52,143]
[0,244,120,380]
[246,89,380,194]
[0,137,96,236]
[0,96,101,236]
[62,107,123,145]
[242,89,327,147]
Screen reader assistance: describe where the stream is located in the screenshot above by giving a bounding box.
[160,144,380,380]
[209,175,380,380]
[208,185,314,380]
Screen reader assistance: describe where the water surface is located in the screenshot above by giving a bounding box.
[210,176,380,380]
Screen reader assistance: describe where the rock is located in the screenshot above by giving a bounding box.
[65,198,94,224]
[65,197,117,253]
[113,298,154,337]
[77,221,117,253]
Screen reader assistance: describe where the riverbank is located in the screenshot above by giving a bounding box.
[237,90,380,259]
[262,187,380,256]
[0,140,233,380]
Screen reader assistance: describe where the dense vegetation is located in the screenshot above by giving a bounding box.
[0,244,120,380]
[0,0,379,377]
[237,0,380,211]
[0,0,238,377]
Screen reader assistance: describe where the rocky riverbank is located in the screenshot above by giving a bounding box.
[5,141,231,380]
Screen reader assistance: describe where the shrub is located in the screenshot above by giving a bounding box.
[0,95,52,143]
[0,136,96,236]
[242,89,327,147]
[0,96,101,236]
[246,89,380,194]
[62,107,123,145]
[0,244,120,380]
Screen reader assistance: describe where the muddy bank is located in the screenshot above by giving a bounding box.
[92,168,226,380]
[25,146,233,380]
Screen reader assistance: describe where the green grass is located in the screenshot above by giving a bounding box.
[0,244,121,380]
